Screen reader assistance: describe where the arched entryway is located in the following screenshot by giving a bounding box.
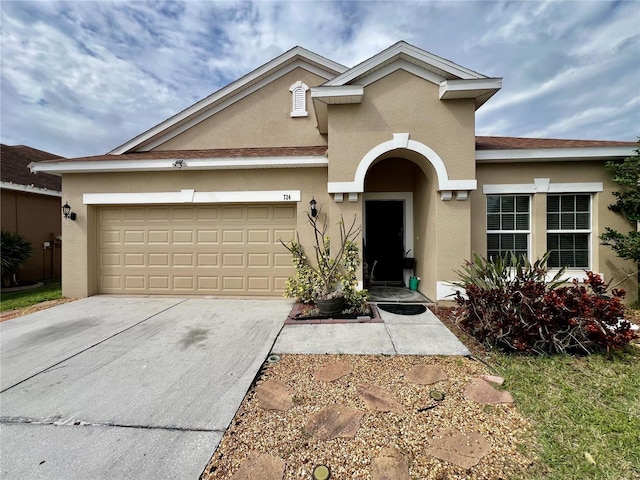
[328,133,476,300]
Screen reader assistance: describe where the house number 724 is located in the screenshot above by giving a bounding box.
[283,194,291,200]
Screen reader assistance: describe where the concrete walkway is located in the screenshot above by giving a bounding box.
[272,306,470,355]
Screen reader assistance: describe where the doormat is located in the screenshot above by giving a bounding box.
[377,304,427,315]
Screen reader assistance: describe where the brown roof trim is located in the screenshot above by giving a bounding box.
[36,146,328,164]
[476,136,638,150]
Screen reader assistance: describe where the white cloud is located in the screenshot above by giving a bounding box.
[1,0,638,158]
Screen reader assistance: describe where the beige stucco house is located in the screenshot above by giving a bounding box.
[30,42,638,302]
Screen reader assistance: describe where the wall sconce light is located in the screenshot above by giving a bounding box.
[62,202,76,221]
[173,159,185,168]
[310,198,318,217]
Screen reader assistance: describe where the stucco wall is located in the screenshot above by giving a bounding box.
[364,158,418,192]
[155,68,328,150]
[60,168,329,298]
[1,190,62,281]
[473,161,638,302]
[326,69,476,184]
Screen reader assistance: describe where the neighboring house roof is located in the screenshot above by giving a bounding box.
[1,144,62,195]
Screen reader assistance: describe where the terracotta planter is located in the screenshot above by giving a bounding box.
[316,296,345,316]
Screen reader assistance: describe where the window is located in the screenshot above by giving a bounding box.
[547,194,590,268]
[289,81,309,117]
[486,195,530,262]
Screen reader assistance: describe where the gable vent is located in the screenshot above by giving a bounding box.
[289,81,309,117]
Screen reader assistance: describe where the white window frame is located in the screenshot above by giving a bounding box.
[289,81,309,117]
[486,194,531,262]
[546,193,592,270]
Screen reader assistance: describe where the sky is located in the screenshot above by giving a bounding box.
[1,0,639,158]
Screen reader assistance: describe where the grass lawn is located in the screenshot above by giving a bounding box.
[0,280,63,312]
[436,305,640,479]
[493,347,640,480]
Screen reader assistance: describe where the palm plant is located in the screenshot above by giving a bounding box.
[1,230,33,287]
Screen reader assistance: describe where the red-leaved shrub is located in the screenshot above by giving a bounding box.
[454,254,636,354]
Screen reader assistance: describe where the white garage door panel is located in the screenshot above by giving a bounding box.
[98,205,296,295]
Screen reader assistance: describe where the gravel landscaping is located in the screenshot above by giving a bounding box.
[202,354,535,479]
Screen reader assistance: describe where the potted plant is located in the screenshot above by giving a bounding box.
[281,210,368,316]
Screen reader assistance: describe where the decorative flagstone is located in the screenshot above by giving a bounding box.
[426,427,492,469]
[356,383,403,414]
[305,405,364,440]
[314,359,352,382]
[256,379,294,411]
[371,447,411,480]
[464,378,514,404]
[481,374,505,386]
[405,365,448,385]
[228,451,285,480]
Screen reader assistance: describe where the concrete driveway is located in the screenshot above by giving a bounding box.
[0,297,291,479]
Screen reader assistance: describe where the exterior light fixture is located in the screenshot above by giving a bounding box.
[62,202,76,221]
[310,198,318,217]
[172,159,185,168]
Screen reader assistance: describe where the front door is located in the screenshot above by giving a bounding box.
[365,200,404,284]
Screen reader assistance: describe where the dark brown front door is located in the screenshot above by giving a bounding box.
[365,200,404,284]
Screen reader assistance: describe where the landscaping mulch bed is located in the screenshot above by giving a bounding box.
[201,354,535,479]
[284,302,382,324]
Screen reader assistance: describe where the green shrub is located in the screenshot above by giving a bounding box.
[1,230,33,287]
[454,253,636,354]
[281,213,368,313]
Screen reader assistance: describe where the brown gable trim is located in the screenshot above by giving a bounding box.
[476,136,638,150]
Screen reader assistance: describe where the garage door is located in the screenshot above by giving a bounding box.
[98,204,296,295]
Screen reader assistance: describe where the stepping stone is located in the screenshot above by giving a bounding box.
[371,447,410,480]
[464,378,514,404]
[256,379,293,411]
[229,451,285,480]
[481,374,505,385]
[356,383,403,414]
[405,365,448,385]
[305,405,364,440]
[425,427,491,469]
[314,359,352,382]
